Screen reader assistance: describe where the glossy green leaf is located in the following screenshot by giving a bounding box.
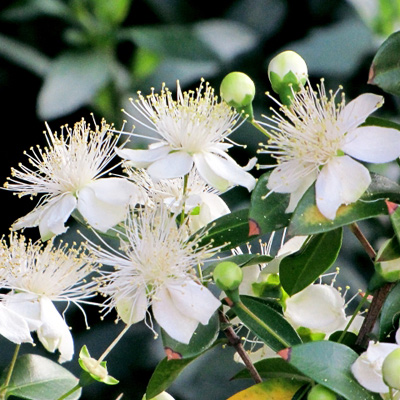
[226,378,305,400]
[37,50,111,119]
[288,341,380,400]
[146,342,220,399]
[280,229,342,296]
[369,31,400,96]
[233,295,301,352]
[232,357,310,382]
[388,202,400,245]
[289,173,400,235]
[364,116,400,131]
[379,281,400,340]
[249,172,291,236]
[161,311,219,359]
[197,208,255,251]
[0,354,80,400]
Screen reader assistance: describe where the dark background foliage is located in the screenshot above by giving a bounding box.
[0,0,399,399]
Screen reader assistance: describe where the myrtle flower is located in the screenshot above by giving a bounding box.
[0,233,99,363]
[116,80,256,192]
[85,205,221,344]
[259,81,400,219]
[4,118,138,240]
[125,168,230,232]
[351,328,400,393]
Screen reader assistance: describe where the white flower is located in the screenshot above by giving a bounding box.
[5,118,138,240]
[0,234,99,362]
[85,206,221,344]
[259,81,400,219]
[116,80,256,192]
[284,284,348,335]
[352,340,400,393]
[125,168,230,233]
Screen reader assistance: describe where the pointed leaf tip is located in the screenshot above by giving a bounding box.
[248,219,261,236]
[386,200,399,215]
[368,63,376,84]
[277,348,291,361]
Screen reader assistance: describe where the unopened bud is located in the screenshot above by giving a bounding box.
[383,347,400,389]
[307,384,337,400]
[268,50,308,105]
[142,392,175,400]
[220,72,255,119]
[213,261,243,292]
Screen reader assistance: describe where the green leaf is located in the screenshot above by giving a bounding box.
[364,116,400,131]
[280,229,342,296]
[232,357,310,382]
[161,312,219,359]
[146,342,220,399]
[289,173,400,235]
[226,378,305,400]
[0,32,50,77]
[92,0,131,26]
[197,208,255,251]
[1,354,80,400]
[369,31,400,96]
[379,281,400,340]
[232,295,301,352]
[249,172,291,236]
[288,341,380,400]
[388,202,400,245]
[37,51,111,119]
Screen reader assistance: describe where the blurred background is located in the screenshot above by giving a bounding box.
[1,0,400,399]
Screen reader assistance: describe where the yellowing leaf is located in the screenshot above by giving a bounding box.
[226,378,304,400]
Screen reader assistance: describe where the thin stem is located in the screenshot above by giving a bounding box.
[337,290,370,343]
[349,223,376,260]
[179,174,189,227]
[355,283,395,348]
[57,384,81,400]
[219,311,262,384]
[98,324,131,363]
[249,120,272,139]
[0,344,20,399]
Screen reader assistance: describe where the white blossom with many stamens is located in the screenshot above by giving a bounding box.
[5,118,138,240]
[85,205,221,344]
[116,80,256,192]
[0,233,99,362]
[259,80,400,219]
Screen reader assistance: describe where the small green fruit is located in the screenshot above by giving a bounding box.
[383,347,400,389]
[307,384,337,400]
[213,261,243,291]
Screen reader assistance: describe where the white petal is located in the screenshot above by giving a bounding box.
[0,304,34,344]
[152,286,199,344]
[193,153,231,192]
[267,160,316,194]
[166,280,220,325]
[196,152,256,191]
[77,180,135,232]
[286,170,318,213]
[37,297,74,363]
[343,126,400,163]
[115,145,170,168]
[4,293,42,331]
[339,93,384,133]
[284,284,347,334]
[316,156,371,220]
[116,287,148,325]
[351,341,398,393]
[147,151,194,180]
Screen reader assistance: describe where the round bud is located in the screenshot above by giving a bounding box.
[142,392,175,400]
[382,347,400,389]
[220,72,255,109]
[213,261,243,292]
[307,384,337,400]
[81,357,108,380]
[268,50,308,105]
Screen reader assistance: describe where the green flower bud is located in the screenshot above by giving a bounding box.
[268,50,308,105]
[383,347,400,389]
[213,261,243,292]
[307,384,337,400]
[220,72,255,118]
